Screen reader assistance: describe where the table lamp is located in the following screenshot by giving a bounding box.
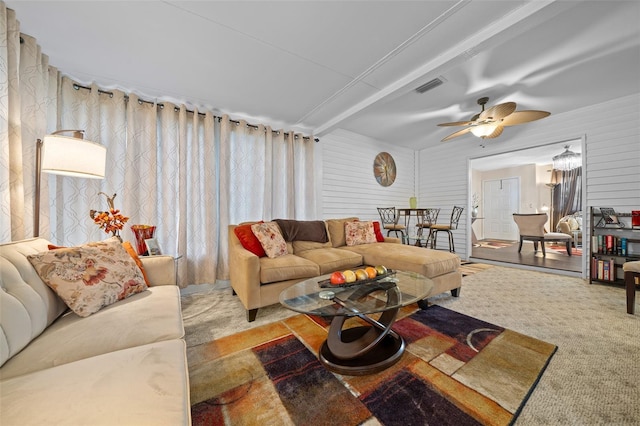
[34,130,107,236]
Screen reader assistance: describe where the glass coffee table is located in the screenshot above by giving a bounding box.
[279,270,433,375]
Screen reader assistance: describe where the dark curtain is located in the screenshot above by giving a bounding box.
[551,167,582,230]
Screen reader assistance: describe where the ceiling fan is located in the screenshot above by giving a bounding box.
[438,97,550,142]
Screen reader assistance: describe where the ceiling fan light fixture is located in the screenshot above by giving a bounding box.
[470,124,498,138]
[552,145,581,170]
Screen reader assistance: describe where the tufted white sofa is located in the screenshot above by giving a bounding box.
[0,238,191,425]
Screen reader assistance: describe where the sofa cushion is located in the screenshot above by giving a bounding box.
[0,340,190,426]
[259,254,319,284]
[27,239,148,317]
[326,217,359,247]
[251,221,288,258]
[296,248,363,275]
[345,220,377,246]
[233,222,266,257]
[343,243,460,279]
[0,285,184,380]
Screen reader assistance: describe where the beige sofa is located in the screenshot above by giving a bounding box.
[0,238,191,425]
[229,217,462,321]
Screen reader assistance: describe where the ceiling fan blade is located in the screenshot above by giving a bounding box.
[441,127,473,142]
[437,120,474,127]
[479,102,516,121]
[501,110,551,126]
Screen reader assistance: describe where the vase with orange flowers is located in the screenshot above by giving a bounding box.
[90,192,129,240]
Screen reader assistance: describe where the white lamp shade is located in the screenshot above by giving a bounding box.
[41,135,106,179]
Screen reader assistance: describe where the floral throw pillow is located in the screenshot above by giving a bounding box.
[28,239,148,317]
[345,221,378,246]
[251,221,288,258]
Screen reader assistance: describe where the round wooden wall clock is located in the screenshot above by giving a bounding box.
[373,152,396,187]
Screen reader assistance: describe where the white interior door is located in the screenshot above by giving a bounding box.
[483,177,520,240]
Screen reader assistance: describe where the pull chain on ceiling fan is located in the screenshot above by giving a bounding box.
[438,97,550,142]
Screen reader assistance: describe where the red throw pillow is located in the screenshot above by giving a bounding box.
[372,221,385,242]
[233,223,266,257]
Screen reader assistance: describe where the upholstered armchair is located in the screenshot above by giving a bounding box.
[512,213,573,256]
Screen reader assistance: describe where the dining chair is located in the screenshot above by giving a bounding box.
[512,213,573,256]
[377,207,407,243]
[415,208,440,248]
[430,206,464,252]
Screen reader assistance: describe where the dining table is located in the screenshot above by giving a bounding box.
[396,208,437,247]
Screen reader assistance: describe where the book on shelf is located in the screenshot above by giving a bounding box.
[591,257,616,281]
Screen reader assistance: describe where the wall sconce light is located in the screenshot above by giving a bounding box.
[34,130,106,236]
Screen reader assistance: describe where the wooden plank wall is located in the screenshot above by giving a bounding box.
[317,129,416,224]
[319,94,639,275]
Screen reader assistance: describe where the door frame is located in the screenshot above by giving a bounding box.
[466,136,587,278]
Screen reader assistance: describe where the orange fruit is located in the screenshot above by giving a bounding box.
[365,266,377,279]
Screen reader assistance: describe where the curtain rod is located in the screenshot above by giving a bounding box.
[72,83,318,142]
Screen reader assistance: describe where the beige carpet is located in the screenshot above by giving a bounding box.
[181,266,640,425]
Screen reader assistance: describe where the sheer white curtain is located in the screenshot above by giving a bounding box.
[2,2,315,286]
[1,5,59,242]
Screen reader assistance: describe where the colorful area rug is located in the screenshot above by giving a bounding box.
[546,244,582,256]
[189,305,556,425]
[459,262,493,277]
[476,239,517,249]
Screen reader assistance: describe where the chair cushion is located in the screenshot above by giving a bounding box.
[622,261,640,273]
[544,232,572,241]
[430,224,451,230]
[383,224,406,231]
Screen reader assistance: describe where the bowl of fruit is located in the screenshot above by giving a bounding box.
[319,265,394,288]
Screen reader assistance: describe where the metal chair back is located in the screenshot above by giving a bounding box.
[377,207,400,226]
[449,206,464,230]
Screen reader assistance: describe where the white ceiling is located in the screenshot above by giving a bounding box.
[6,1,640,151]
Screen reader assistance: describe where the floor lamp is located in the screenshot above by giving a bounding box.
[34,130,107,237]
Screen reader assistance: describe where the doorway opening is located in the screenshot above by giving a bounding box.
[469,140,583,274]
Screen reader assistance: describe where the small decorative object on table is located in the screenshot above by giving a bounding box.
[145,238,162,256]
[472,193,480,218]
[131,225,157,255]
[90,192,129,240]
[596,207,625,228]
